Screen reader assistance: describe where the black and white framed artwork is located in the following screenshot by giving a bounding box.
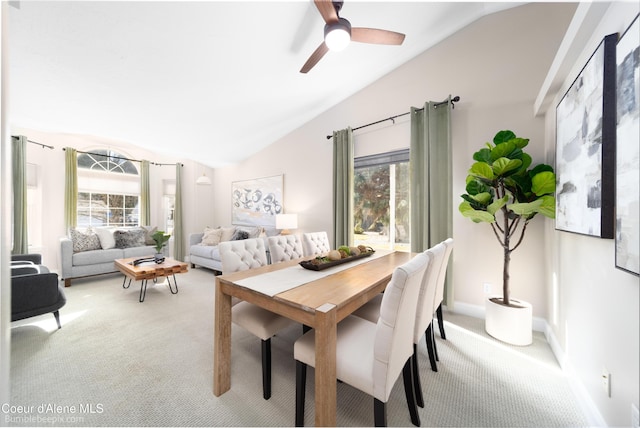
[555,33,617,238]
[615,14,640,276]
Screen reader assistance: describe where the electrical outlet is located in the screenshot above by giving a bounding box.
[601,369,611,397]
[483,282,492,294]
[632,403,639,428]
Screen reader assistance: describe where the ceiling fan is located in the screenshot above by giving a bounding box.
[300,0,406,73]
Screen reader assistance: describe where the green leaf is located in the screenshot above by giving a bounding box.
[465,179,490,196]
[531,171,556,196]
[470,192,492,205]
[508,199,543,216]
[491,142,516,160]
[492,157,522,176]
[529,163,554,177]
[459,201,496,223]
[493,130,516,144]
[537,195,556,218]
[510,137,529,149]
[487,195,509,215]
[518,153,532,171]
[469,162,494,180]
[473,148,492,163]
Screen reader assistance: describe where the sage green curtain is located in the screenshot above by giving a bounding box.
[410,97,453,306]
[11,136,28,254]
[64,148,78,232]
[332,127,354,248]
[140,160,150,226]
[173,163,184,261]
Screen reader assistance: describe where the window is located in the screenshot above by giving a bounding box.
[77,150,140,228]
[162,179,176,235]
[353,149,410,251]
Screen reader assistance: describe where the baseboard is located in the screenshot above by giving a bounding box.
[449,300,607,427]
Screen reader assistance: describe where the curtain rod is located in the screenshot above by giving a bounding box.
[62,148,183,166]
[325,95,460,140]
[12,136,55,150]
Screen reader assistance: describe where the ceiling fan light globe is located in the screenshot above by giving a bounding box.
[324,18,351,51]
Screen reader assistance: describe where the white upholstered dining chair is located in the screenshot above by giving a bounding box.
[267,234,304,263]
[218,238,296,400]
[301,231,331,257]
[352,240,449,408]
[433,238,454,342]
[293,252,430,427]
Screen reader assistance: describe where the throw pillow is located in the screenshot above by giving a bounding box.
[220,226,236,242]
[231,229,249,241]
[114,229,146,249]
[246,226,264,239]
[95,227,116,250]
[70,227,101,253]
[201,227,223,246]
[140,225,158,245]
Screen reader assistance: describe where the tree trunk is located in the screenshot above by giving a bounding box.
[503,247,510,306]
[502,199,510,306]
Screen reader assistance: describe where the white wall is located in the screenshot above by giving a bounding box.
[542,3,640,426]
[11,128,215,272]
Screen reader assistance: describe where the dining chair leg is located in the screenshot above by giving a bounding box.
[295,361,307,427]
[436,304,446,339]
[412,344,424,408]
[425,324,438,372]
[374,398,387,427]
[261,338,272,400]
[433,324,440,362]
[402,358,421,427]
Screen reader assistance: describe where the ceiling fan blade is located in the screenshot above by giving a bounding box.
[300,42,330,73]
[314,0,339,24]
[351,27,406,45]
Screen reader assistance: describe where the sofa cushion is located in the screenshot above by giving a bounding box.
[231,229,249,241]
[220,226,237,242]
[95,227,116,250]
[190,244,220,261]
[123,246,155,258]
[114,228,146,249]
[73,248,123,266]
[70,228,102,253]
[201,227,223,246]
[140,226,158,245]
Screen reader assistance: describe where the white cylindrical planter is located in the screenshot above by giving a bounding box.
[485,297,532,346]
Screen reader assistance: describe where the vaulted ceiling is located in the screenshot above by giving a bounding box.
[8,1,520,167]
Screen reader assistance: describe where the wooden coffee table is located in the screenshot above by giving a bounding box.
[114,256,188,302]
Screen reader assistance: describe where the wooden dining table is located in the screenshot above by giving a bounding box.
[213,250,413,427]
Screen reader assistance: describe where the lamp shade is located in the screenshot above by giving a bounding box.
[276,214,298,232]
[196,173,212,185]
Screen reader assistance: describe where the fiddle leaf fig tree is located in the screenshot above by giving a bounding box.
[459,130,556,307]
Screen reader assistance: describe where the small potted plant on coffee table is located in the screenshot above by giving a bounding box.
[152,230,171,262]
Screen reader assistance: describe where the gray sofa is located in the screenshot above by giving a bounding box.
[189,226,278,273]
[60,228,164,286]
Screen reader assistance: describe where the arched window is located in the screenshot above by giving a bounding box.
[77,150,141,228]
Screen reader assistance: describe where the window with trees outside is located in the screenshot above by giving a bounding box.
[77,150,141,228]
[353,149,410,251]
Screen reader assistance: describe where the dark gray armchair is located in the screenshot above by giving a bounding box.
[11,254,67,329]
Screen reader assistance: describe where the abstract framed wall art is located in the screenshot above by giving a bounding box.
[231,174,283,227]
[615,14,639,276]
[555,33,617,238]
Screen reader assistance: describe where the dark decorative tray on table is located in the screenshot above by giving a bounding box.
[299,246,375,271]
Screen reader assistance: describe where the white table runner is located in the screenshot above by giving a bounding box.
[234,250,392,297]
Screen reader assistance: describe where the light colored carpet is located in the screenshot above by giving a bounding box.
[7,268,588,427]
